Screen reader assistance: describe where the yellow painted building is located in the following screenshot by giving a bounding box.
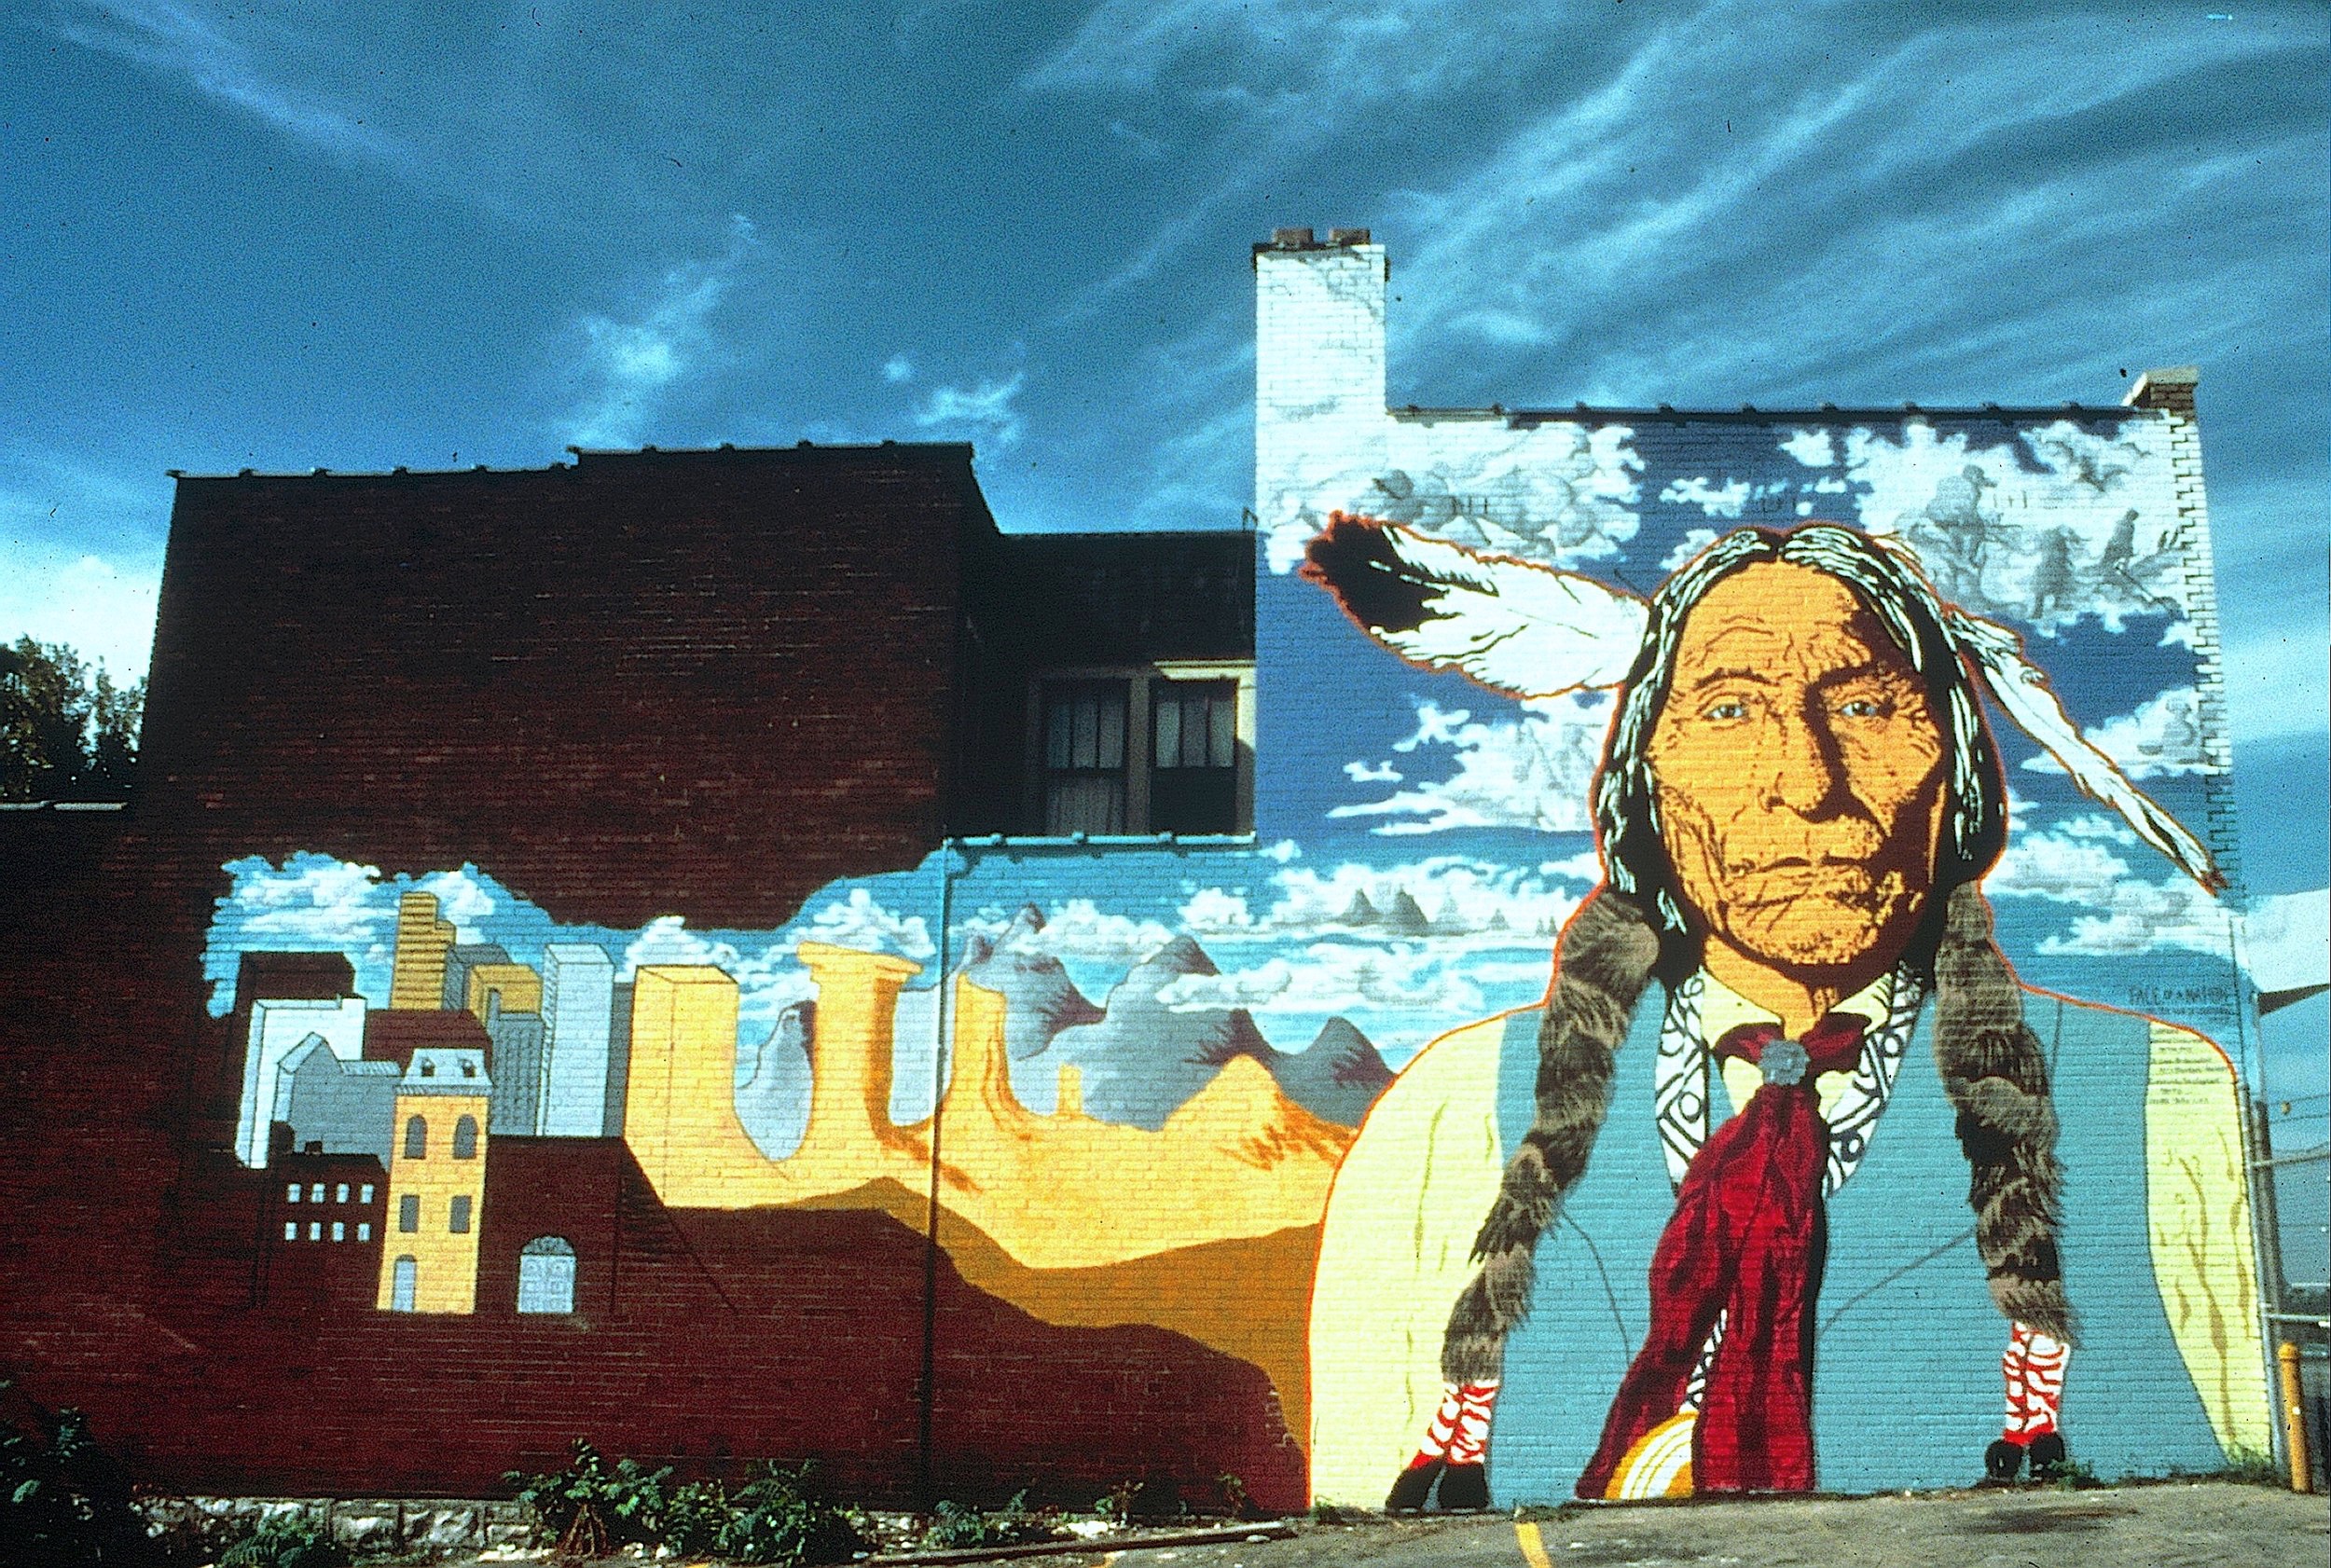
[389,892,456,1011]
[375,1048,491,1314]
[463,961,543,1021]
[622,964,758,1189]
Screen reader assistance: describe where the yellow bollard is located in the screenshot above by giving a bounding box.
[2279,1341,2313,1493]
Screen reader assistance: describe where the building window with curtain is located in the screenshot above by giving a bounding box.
[1041,679,1129,834]
[1149,678,1239,834]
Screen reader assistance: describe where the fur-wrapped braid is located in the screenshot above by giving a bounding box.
[1441,887,1662,1382]
[1933,882,2075,1345]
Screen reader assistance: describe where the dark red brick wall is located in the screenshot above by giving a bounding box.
[139,446,982,930]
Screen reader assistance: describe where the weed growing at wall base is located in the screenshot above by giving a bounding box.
[216,1514,341,1568]
[506,1443,869,1566]
[922,1490,1062,1549]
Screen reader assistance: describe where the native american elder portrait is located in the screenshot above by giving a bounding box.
[1301,517,2267,1506]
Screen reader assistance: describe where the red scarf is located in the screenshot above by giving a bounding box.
[1578,1012,1867,1496]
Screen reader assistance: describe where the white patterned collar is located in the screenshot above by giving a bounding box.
[1652,963,1927,1197]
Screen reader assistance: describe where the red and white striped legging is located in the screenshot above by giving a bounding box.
[2002,1322,2071,1442]
[1406,1380,1498,1468]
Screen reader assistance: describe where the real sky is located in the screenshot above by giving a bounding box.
[5,0,2324,901]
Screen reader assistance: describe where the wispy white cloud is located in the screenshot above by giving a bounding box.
[1385,5,2310,404]
[2222,626,2331,746]
[50,0,409,171]
[563,215,763,448]
[913,371,1027,449]
[882,355,917,384]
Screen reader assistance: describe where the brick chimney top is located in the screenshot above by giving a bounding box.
[2122,365,2200,414]
[1260,227,1372,252]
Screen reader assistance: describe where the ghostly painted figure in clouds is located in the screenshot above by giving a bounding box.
[1302,518,2267,1507]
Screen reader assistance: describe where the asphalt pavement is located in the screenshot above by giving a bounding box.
[908,1480,2324,1568]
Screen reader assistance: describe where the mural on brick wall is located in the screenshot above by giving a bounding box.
[188,239,2271,1511]
[1253,237,2270,1506]
[205,844,1414,1482]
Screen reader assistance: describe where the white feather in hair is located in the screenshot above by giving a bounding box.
[1302,516,1648,698]
[1946,609,2225,891]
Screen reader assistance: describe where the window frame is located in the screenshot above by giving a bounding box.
[1026,662,1255,837]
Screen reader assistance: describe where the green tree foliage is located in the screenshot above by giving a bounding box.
[0,639,144,803]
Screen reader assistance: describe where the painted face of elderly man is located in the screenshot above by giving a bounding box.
[1302,519,2261,1510]
[1644,559,1949,1035]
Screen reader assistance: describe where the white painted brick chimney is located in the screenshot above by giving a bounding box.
[1254,229,1389,574]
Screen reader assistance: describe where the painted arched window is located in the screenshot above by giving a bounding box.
[452,1115,479,1160]
[403,1115,428,1160]
[516,1236,577,1314]
[390,1255,418,1313]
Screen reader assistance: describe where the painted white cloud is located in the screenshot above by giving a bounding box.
[915,372,1026,449]
[1155,942,1487,1016]
[2021,686,2213,779]
[1781,429,1838,469]
[1659,527,1722,573]
[565,215,761,448]
[622,915,743,977]
[1332,694,1612,835]
[1176,887,1253,934]
[416,867,497,942]
[1659,476,1749,517]
[799,887,936,961]
[1262,420,1644,575]
[1985,814,2234,957]
[1182,854,1585,947]
[1377,422,1643,564]
[882,354,916,384]
[222,855,393,945]
[1343,759,1402,784]
[1539,847,1607,885]
[1845,420,2187,634]
[965,897,1176,963]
